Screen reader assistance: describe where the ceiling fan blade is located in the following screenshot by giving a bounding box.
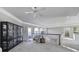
[25,11,33,14]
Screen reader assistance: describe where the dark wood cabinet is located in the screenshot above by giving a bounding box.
[0,22,23,52]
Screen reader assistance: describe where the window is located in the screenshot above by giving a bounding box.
[40,28,43,33]
[34,28,39,35]
[28,27,32,38]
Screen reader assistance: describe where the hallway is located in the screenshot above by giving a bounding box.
[9,39,72,52]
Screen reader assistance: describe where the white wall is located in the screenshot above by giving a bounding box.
[22,24,28,41]
[48,27,64,34]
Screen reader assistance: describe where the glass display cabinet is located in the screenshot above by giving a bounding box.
[0,22,23,52]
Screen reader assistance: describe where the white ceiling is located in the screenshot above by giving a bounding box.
[3,7,79,27]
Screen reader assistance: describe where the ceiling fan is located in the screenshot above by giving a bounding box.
[25,7,45,18]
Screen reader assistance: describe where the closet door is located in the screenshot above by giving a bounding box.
[1,22,8,51]
[14,25,18,45]
[7,23,14,49]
